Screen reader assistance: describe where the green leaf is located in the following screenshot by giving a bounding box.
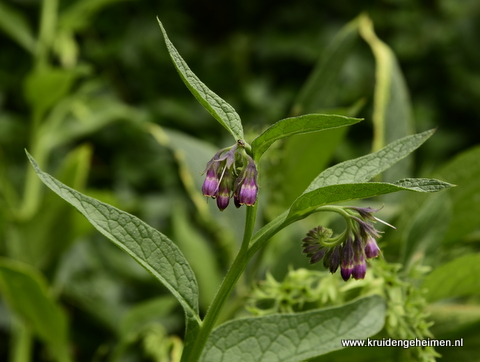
[359,14,414,182]
[278,101,365,208]
[289,178,454,220]
[304,129,436,193]
[0,2,36,53]
[423,254,480,303]
[157,18,244,141]
[26,152,201,331]
[0,258,71,362]
[8,144,92,269]
[435,145,480,243]
[251,114,362,160]
[200,295,385,362]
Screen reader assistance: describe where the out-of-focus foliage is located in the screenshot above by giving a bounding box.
[0,0,479,361]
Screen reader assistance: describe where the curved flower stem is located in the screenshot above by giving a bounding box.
[181,204,258,362]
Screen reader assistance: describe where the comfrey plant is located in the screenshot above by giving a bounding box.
[25,19,454,362]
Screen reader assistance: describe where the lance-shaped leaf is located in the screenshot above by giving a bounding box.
[200,295,385,362]
[251,114,362,160]
[304,129,436,193]
[289,178,454,220]
[157,18,243,141]
[0,258,71,362]
[26,152,201,333]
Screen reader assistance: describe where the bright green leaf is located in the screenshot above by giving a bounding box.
[0,258,70,362]
[423,254,480,302]
[26,152,201,332]
[200,295,385,362]
[0,2,36,53]
[251,114,362,160]
[157,18,243,141]
[304,129,436,193]
[278,101,365,208]
[289,178,454,220]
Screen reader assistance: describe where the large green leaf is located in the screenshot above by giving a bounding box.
[157,19,243,141]
[304,129,435,193]
[359,14,414,182]
[200,295,385,362]
[26,152,201,333]
[423,254,480,303]
[251,114,362,161]
[0,258,70,362]
[289,178,453,220]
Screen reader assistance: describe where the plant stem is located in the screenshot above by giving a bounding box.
[10,319,33,362]
[181,205,258,362]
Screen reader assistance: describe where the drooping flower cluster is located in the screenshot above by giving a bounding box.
[202,140,259,211]
[302,206,393,281]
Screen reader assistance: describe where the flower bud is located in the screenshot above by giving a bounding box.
[235,159,258,206]
[216,168,233,211]
[364,237,380,258]
[201,167,219,198]
[352,237,367,280]
[340,238,355,281]
[301,226,332,265]
[328,246,340,274]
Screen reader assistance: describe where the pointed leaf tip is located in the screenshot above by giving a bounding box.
[157,18,243,141]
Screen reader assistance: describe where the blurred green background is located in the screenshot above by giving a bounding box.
[1,0,479,361]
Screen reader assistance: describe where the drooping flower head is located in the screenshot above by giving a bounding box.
[201,140,259,211]
[301,205,394,281]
